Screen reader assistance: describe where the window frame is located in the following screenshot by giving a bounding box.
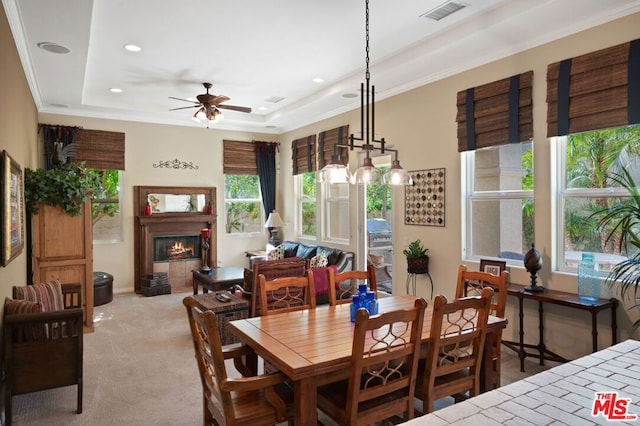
[322,180,350,244]
[91,169,123,244]
[295,172,317,240]
[223,174,264,236]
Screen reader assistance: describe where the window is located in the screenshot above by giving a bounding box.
[90,169,122,243]
[296,172,317,238]
[224,175,263,234]
[555,125,640,274]
[463,142,534,262]
[324,181,349,241]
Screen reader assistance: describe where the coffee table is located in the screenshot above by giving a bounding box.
[192,267,245,295]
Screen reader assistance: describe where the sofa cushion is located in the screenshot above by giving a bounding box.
[283,241,300,258]
[13,279,65,312]
[296,243,317,259]
[309,253,328,268]
[267,244,285,260]
[4,297,43,315]
[317,246,340,266]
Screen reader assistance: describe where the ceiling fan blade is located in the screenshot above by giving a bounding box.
[211,95,230,104]
[168,96,198,104]
[169,105,199,111]
[217,104,252,113]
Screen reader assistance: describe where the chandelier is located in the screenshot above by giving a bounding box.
[318,0,412,186]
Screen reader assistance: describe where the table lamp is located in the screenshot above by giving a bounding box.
[264,211,285,247]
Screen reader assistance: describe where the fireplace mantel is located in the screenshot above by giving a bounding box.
[133,186,217,294]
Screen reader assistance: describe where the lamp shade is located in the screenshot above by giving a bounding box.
[264,211,285,228]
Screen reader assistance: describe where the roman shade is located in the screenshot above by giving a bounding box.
[456,71,533,152]
[223,140,257,175]
[291,135,316,175]
[318,125,349,169]
[547,38,640,137]
[75,129,125,170]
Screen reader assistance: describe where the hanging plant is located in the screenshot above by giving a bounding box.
[25,163,98,216]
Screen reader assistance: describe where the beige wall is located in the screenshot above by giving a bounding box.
[0,5,38,302]
[280,13,640,358]
[2,3,639,359]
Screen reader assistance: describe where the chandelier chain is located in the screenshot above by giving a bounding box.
[365,0,370,80]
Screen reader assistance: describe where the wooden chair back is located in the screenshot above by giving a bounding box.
[455,264,509,389]
[415,287,493,414]
[258,270,316,315]
[183,296,292,425]
[326,264,377,306]
[455,265,509,317]
[317,298,428,425]
[249,257,307,316]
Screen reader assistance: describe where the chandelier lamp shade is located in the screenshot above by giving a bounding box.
[192,106,224,123]
[264,211,285,247]
[317,0,412,186]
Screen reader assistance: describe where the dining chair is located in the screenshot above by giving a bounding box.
[414,287,493,415]
[455,264,509,388]
[326,264,377,306]
[317,298,428,425]
[183,296,293,426]
[258,270,316,315]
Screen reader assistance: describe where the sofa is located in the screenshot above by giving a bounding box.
[3,280,84,422]
[249,241,354,273]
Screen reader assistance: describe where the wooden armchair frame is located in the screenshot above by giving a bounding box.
[258,271,316,316]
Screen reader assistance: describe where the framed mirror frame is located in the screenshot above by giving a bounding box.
[1,150,25,267]
[134,186,216,217]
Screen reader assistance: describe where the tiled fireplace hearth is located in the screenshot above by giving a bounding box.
[134,186,217,294]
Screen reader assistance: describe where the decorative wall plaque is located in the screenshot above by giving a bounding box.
[404,168,445,227]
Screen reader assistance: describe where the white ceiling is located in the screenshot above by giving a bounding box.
[4,0,640,134]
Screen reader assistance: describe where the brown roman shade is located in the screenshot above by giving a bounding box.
[456,71,533,152]
[318,125,350,169]
[291,135,316,175]
[75,129,125,170]
[223,140,257,175]
[547,38,640,137]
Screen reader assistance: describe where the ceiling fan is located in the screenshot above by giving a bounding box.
[169,82,251,122]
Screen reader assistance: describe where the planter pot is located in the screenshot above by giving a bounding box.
[406,255,429,274]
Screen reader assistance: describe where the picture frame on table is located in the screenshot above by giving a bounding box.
[479,259,506,277]
[1,150,25,267]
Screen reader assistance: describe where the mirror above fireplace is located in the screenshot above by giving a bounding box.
[134,186,216,216]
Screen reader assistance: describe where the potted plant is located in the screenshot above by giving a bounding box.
[403,239,429,274]
[593,167,640,329]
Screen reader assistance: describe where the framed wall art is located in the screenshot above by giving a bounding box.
[1,150,25,266]
[479,259,507,276]
[404,168,445,227]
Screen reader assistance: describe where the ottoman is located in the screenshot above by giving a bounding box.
[193,292,249,345]
[93,271,114,306]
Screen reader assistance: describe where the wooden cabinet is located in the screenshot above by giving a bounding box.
[30,201,93,330]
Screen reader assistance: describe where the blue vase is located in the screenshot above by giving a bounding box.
[577,253,600,301]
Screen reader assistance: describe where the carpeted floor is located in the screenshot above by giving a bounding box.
[10,290,554,425]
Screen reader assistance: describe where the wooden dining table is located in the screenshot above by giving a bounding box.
[229,295,508,425]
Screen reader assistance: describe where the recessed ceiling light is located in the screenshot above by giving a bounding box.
[258,106,268,111]
[37,42,71,54]
[110,88,123,93]
[312,77,324,84]
[342,93,358,98]
[124,44,141,52]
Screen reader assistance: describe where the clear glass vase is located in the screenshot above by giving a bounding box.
[577,252,600,301]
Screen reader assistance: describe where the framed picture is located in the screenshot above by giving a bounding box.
[479,259,506,277]
[1,150,25,267]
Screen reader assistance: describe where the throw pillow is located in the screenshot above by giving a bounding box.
[4,297,43,315]
[309,253,328,269]
[317,247,340,266]
[295,243,317,260]
[13,279,65,312]
[267,244,285,260]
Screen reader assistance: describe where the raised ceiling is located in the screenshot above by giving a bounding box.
[4,0,640,133]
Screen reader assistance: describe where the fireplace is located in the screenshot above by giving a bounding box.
[134,186,217,294]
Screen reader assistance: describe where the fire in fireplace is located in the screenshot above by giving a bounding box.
[154,234,201,262]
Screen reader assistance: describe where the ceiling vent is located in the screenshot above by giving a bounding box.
[420,1,467,21]
[265,96,285,103]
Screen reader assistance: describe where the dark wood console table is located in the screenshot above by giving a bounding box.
[502,283,618,372]
[192,267,245,295]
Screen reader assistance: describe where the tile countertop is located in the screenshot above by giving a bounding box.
[403,339,640,425]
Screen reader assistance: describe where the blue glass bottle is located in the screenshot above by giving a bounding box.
[366,291,378,315]
[350,295,361,322]
[577,252,600,301]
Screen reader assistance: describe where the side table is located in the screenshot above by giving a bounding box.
[192,267,245,295]
[193,292,249,345]
[502,283,618,372]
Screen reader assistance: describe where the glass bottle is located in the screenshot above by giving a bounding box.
[350,295,361,322]
[577,252,600,301]
[366,291,378,315]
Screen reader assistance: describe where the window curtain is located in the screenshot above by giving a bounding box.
[255,141,279,215]
[456,71,533,152]
[547,38,640,137]
[223,140,257,175]
[291,135,316,175]
[318,125,349,169]
[39,124,125,170]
